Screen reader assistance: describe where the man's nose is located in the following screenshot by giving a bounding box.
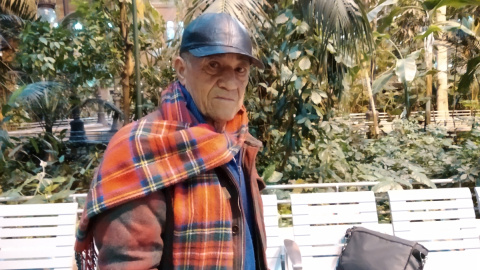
[218,69,236,90]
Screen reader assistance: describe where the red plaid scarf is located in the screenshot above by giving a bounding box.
[75,81,248,269]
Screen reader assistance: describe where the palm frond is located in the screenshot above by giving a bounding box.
[184,0,267,37]
[0,33,7,50]
[458,55,480,94]
[424,0,480,10]
[0,14,25,49]
[0,0,36,20]
[10,81,64,105]
[298,0,373,65]
[0,129,13,149]
[0,13,24,28]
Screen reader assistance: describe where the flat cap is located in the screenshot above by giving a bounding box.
[180,13,264,69]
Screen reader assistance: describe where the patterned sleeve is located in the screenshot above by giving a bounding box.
[92,191,167,269]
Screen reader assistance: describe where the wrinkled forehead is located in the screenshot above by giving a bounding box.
[187,53,252,66]
[206,53,251,63]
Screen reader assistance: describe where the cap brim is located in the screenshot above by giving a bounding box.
[189,46,265,70]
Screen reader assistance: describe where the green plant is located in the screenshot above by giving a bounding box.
[260,116,480,192]
[7,82,70,133]
[0,129,105,201]
[447,124,480,185]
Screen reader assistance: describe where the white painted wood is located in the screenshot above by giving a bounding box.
[423,250,480,270]
[392,219,479,231]
[293,212,378,226]
[266,235,282,247]
[0,203,77,270]
[391,208,475,221]
[394,226,479,242]
[0,215,76,227]
[0,203,78,216]
[261,195,283,270]
[278,227,294,242]
[292,224,392,247]
[0,246,73,259]
[290,192,378,228]
[296,256,339,270]
[388,188,472,201]
[390,198,474,211]
[266,226,279,237]
[262,194,278,206]
[0,236,75,248]
[415,239,480,251]
[0,257,74,269]
[264,215,279,228]
[0,224,76,238]
[291,201,377,215]
[290,191,376,204]
[388,188,480,269]
[287,192,392,270]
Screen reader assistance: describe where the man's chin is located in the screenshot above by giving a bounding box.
[210,111,237,122]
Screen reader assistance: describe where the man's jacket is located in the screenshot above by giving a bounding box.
[92,134,268,269]
[75,81,269,269]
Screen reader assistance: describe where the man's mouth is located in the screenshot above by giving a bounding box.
[215,97,235,101]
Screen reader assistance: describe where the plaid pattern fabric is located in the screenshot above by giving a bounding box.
[171,172,235,268]
[75,81,249,269]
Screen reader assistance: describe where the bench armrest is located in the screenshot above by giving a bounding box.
[284,239,302,270]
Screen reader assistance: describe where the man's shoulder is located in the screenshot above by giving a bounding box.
[245,133,263,148]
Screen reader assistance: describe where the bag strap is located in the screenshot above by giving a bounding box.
[412,248,427,269]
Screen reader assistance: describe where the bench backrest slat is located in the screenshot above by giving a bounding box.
[0,203,78,269]
[388,188,480,251]
[262,195,282,270]
[289,191,392,269]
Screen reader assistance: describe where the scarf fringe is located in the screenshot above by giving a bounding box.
[75,240,97,270]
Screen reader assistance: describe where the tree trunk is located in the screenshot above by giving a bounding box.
[363,67,379,137]
[0,109,4,130]
[436,6,449,119]
[425,34,433,125]
[45,125,53,134]
[120,1,133,124]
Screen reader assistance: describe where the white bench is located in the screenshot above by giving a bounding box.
[388,188,480,270]
[0,203,78,270]
[262,194,284,270]
[286,191,392,270]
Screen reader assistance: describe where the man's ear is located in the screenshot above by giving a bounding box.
[174,56,187,85]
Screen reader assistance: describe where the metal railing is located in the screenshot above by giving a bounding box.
[5,117,111,131]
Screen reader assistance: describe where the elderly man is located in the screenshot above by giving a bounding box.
[75,13,268,270]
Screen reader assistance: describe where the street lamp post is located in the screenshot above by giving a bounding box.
[132,0,142,120]
[37,0,57,27]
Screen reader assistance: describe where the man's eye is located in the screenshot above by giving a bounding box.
[204,61,221,75]
[208,61,220,69]
[236,67,247,74]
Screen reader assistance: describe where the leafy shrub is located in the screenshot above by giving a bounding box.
[0,130,104,202]
[259,118,480,194]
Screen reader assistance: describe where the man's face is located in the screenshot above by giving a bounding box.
[177,53,251,124]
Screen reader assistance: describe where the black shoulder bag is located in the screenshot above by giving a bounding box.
[337,226,428,270]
